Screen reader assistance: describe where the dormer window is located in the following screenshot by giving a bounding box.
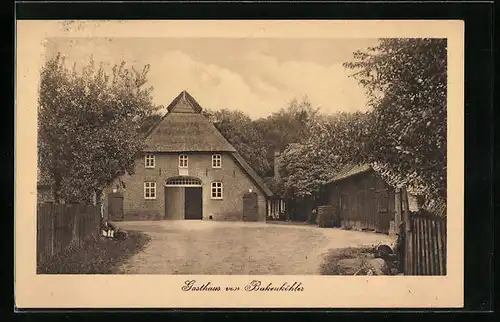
[212,154,222,168]
[145,154,155,168]
[179,154,188,168]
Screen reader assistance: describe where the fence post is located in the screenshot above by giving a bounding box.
[402,186,413,275]
[394,188,402,232]
[50,204,56,257]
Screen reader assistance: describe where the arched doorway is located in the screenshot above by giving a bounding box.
[165,176,203,220]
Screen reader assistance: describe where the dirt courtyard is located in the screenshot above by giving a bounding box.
[116,220,395,275]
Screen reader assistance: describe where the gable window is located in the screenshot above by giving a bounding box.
[212,154,222,168]
[144,182,156,199]
[179,154,188,168]
[211,182,223,199]
[145,154,155,168]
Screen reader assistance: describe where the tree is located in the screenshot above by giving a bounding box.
[277,111,373,199]
[203,109,271,177]
[38,53,160,203]
[344,38,447,201]
[254,96,320,173]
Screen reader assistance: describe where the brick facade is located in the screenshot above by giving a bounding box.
[104,152,267,221]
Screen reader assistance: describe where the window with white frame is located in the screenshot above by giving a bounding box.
[211,182,223,199]
[212,154,222,168]
[179,154,188,168]
[145,154,155,168]
[144,182,156,199]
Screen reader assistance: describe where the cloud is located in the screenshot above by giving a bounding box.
[48,40,370,119]
[147,50,370,118]
[237,51,370,115]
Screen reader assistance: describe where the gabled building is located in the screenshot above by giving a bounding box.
[322,163,429,235]
[104,90,273,221]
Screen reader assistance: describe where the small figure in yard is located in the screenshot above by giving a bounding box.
[100,217,117,238]
[310,208,318,224]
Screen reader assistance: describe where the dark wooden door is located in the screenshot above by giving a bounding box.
[184,187,202,220]
[366,189,376,230]
[108,192,124,221]
[375,189,390,234]
[358,190,369,230]
[242,192,258,221]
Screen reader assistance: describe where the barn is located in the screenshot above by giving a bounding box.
[323,164,424,235]
[103,90,273,222]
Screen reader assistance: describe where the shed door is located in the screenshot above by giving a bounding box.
[242,192,258,221]
[375,189,390,234]
[358,190,369,230]
[367,189,377,230]
[108,193,124,221]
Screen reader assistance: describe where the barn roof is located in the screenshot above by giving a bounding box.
[143,90,272,197]
[144,90,236,152]
[326,163,446,217]
[326,163,427,196]
[231,152,273,197]
[327,164,372,183]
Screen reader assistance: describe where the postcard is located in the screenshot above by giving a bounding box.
[15,20,464,308]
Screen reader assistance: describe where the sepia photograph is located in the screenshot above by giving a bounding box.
[16,20,463,308]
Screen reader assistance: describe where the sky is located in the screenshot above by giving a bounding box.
[45,37,379,119]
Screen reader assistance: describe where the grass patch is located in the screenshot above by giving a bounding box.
[37,230,151,274]
[320,246,375,275]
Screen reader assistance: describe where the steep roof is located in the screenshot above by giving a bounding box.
[327,164,372,183]
[166,90,203,114]
[231,152,273,197]
[326,163,426,196]
[143,90,272,197]
[144,91,236,152]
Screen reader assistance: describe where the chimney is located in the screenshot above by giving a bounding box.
[274,149,281,180]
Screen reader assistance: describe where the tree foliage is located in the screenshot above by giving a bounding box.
[38,53,160,203]
[203,109,271,176]
[277,39,447,202]
[344,38,447,200]
[254,96,319,158]
[203,97,319,178]
[278,112,373,198]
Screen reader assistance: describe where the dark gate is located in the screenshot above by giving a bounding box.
[242,192,258,221]
[184,187,202,220]
[375,189,390,234]
[108,192,124,221]
[367,189,377,230]
[358,190,368,230]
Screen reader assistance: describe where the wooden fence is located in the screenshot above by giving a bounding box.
[37,203,101,267]
[401,187,447,275]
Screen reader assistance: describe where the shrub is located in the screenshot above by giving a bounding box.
[320,246,375,275]
[37,230,151,274]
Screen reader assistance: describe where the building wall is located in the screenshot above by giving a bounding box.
[327,170,397,235]
[104,152,267,221]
